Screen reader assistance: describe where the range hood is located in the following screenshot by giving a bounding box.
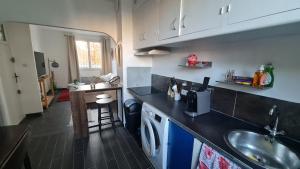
[134,49,170,56]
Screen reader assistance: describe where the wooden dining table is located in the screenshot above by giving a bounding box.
[69,83,123,139]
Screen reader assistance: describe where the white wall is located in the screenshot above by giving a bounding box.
[30,25,117,87]
[30,26,69,88]
[5,23,43,114]
[0,42,24,125]
[152,34,300,103]
[0,0,117,40]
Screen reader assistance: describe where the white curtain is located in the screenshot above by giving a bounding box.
[66,35,80,83]
[115,41,122,67]
[101,38,112,75]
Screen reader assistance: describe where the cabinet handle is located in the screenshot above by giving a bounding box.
[142,32,146,40]
[226,4,231,13]
[170,18,177,30]
[139,32,146,41]
[219,7,225,15]
[181,15,186,28]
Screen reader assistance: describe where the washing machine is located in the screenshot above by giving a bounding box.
[141,102,169,169]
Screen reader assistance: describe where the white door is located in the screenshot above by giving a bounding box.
[181,0,225,35]
[158,0,181,40]
[0,43,23,125]
[227,0,300,25]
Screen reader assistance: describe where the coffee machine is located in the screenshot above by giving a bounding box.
[185,77,211,117]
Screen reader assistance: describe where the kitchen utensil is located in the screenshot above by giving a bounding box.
[199,77,210,91]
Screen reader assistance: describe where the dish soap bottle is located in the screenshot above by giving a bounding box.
[263,63,274,88]
[252,65,264,88]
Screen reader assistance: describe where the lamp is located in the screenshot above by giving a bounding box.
[48,58,59,68]
[47,58,59,91]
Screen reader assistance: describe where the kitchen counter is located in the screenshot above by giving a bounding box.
[128,87,300,169]
[69,83,122,92]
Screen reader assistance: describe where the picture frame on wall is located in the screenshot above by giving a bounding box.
[0,24,6,41]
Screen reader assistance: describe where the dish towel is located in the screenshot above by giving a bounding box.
[198,144,217,169]
[197,143,241,169]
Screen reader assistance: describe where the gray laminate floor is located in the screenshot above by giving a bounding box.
[23,92,152,169]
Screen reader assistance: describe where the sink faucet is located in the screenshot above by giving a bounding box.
[264,105,285,138]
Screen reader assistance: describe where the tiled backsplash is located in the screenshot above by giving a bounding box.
[152,74,300,140]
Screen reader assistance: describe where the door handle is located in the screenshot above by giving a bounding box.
[181,15,186,28]
[226,4,232,13]
[170,18,177,31]
[142,32,146,40]
[14,73,19,83]
[219,7,225,15]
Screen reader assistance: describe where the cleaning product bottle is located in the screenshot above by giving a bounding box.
[252,65,264,88]
[263,64,274,88]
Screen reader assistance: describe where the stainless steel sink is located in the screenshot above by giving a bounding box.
[225,130,300,169]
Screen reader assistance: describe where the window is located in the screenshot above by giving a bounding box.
[75,40,102,69]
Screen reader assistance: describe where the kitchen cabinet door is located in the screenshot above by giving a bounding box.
[158,0,181,40]
[133,1,146,49]
[133,0,158,49]
[181,0,225,36]
[142,0,159,47]
[167,122,194,169]
[227,0,300,25]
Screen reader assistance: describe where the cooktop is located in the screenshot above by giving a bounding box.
[128,86,161,96]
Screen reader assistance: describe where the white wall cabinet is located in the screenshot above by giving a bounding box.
[227,0,300,25]
[133,0,159,49]
[158,0,181,40]
[133,2,145,49]
[180,0,225,36]
[133,0,300,49]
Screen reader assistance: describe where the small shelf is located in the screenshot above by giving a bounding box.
[178,62,212,69]
[216,80,272,90]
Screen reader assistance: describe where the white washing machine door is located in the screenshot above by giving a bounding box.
[141,118,156,157]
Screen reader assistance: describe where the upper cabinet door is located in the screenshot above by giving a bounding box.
[159,0,181,40]
[143,0,159,46]
[133,2,145,49]
[133,0,159,49]
[227,0,300,25]
[181,0,225,36]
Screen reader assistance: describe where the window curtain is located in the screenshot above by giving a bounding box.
[66,35,80,83]
[115,41,122,67]
[101,38,112,74]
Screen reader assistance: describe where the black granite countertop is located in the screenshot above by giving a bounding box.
[128,87,300,169]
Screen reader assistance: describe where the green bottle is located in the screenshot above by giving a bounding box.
[264,64,274,88]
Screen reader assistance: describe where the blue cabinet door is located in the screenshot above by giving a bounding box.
[167,122,194,169]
